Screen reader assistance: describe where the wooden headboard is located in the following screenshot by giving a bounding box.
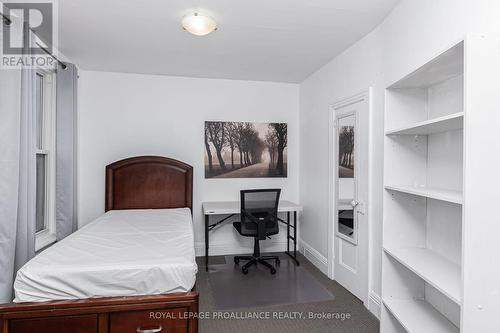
[105,156,193,212]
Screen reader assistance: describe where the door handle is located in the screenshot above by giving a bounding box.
[137,326,163,333]
[350,200,359,208]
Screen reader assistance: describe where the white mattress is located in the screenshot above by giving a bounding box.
[14,208,197,303]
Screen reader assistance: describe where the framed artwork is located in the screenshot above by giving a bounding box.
[204,121,287,178]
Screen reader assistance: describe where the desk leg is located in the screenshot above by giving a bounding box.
[285,211,300,266]
[205,214,209,272]
[287,211,290,254]
[294,211,299,266]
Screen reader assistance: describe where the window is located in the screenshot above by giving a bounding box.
[35,70,57,251]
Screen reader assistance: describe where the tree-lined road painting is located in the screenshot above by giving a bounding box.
[338,125,354,178]
[204,121,287,178]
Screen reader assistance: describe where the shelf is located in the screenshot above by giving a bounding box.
[384,185,462,204]
[383,298,459,333]
[385,112,464,136]
[388,41,463,89]
[384,247,461,304]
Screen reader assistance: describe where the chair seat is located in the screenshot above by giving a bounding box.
[233,221,279,237]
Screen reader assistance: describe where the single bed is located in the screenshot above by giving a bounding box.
[0,156,199,333]
[14,208,197,302]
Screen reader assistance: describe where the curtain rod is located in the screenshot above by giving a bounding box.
[0,7,67,70]
[36,42,67,70]
[1,2,11,25]
[1,11,11,25]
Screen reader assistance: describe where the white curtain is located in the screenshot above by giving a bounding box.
[0,22,36,303]
[56,63,78,240]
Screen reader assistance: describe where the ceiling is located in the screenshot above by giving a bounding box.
[58,0,399,83]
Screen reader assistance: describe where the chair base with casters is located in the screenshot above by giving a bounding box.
[233,237,280,275]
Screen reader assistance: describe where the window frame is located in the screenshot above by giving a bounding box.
[34,68,57,251]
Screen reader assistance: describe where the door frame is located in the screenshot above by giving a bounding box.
[327,89,372,306]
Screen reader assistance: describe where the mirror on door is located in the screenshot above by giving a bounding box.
[336,113,357,244]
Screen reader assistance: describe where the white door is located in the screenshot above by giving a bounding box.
[332,95,369,303]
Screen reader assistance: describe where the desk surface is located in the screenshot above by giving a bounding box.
[338,199,354,211]
[203,200,302,215]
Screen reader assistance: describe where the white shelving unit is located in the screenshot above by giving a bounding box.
[381,40,464,332]
[382,35,500,332]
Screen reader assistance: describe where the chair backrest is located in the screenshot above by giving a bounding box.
[240,189,281,240]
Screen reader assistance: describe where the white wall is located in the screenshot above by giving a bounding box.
[299,0,500,317]
[76,0,500,320]
[78,71,299,255]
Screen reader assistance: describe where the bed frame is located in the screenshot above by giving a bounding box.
[0,156,198,333]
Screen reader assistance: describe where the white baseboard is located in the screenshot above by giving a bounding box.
[299,239,328,275]
[368,291,381,319]
[195,241,288,257]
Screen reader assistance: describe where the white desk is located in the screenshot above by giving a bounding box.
[338,198,354,211]
[202,200,302,271]
[203,200,302,215]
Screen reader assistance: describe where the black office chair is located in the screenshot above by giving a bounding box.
[233,189,281,275]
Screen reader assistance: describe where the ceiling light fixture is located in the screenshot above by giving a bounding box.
[182,13,217,36]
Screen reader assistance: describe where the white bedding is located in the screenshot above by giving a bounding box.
[14,208,197,303]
